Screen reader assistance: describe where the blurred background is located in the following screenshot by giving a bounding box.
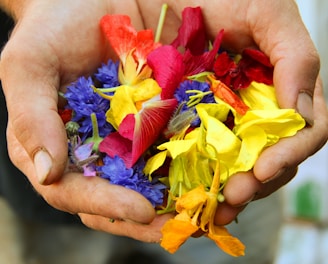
[0,0,327,263]
[274,0,328,263]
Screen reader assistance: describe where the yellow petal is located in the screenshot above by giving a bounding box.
[235,109,306,142]
[238,82,279,110]
[158,139,196,159]
[233,125,267,173]
[207,225,245,257]
[132,78,162,102]
[196,103,230,122]
[106,85,138,129]
[143,150,167,178]
[197,105,241,162]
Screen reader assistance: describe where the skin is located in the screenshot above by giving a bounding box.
[0,0,327,242]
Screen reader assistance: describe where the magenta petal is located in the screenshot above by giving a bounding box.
[183,29,224,76]
[171,7,206,55]
[147,45,185,99]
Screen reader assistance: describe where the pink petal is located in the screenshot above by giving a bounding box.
[171,7,206,55]
[147,45,185,99]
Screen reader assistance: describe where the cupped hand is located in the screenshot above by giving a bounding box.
[0,0,177,242]
[215,77,328,225]
[1,0,327,239]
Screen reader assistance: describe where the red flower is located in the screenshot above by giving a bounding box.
[58,109,72,124]
[213,48,274,90]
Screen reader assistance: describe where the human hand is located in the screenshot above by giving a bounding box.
[0,0,178,242]
[171,0,327,224]
[1,0,327,240]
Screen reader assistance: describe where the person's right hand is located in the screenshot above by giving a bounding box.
[0,0,179,242]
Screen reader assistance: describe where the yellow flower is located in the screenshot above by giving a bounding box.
[105,79,162,130]
[160,162,245,256]
[232,82,306,172]
[146,82,306,255]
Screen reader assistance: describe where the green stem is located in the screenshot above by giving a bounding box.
[85,113,103,152]
[155,3,168,42]
[91,85,113,100]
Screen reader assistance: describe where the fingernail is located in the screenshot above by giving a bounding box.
[33,148,52,184]
[297,91,314,126]
[234,193,256,207]
[262,167,286,184]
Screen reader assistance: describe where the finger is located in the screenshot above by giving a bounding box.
[214,202,246,226]
[1,32,67,185]
[223,172,262,206]
[79,213,173,243]
[6,127,156,224]
[213,172,261,225]
[250,0,320,123]
[254,78,328,183]
[254,167,298,200]
[44,174,157,224]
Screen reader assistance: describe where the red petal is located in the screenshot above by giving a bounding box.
[213,52,237,78]
[131,99,178,166]
[135,30,161,66]
[100,15,137,63]
[242,48,272,67]
[99,99,178,168]
[58,109,72,124]
[118,113,135,140]
[99,132,132,163]
[239,48,273,85]
[183,29,224,76]
[171,7,206,55]
[147,45,185,99]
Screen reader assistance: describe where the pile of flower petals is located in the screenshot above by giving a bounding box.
[61,6,306,257]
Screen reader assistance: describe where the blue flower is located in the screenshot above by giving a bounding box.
[65,76,113,140]
[100,155,165,207]
[95,60,120,88]
[174,80,215,126]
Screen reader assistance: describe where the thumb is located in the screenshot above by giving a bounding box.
[1,40,67,185]
[251,0,320,125]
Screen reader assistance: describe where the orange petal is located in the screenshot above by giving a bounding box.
[209,77,249,115]
[161,218,199,254]
[207,225,245,257]
[176,185,207,212]
[100,15,137,64]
